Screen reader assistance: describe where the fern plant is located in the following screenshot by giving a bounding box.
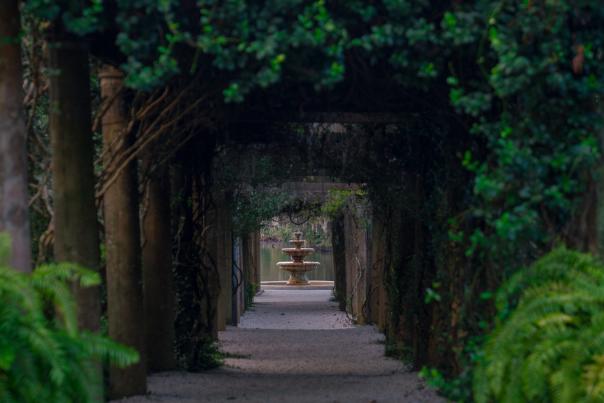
[0,234,139,403]
[474,248,604,403]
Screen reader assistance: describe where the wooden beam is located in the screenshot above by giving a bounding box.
[236,111,418,124]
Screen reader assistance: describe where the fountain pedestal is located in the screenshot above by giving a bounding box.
[276,232,320,286]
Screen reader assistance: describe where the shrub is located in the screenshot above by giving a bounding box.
[474,248,604,403]
[0,234,138,403]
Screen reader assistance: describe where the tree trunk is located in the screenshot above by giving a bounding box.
[47,35,101,399]
[142,162,176,372]
[0,0,31,271]
[100,65,146,397]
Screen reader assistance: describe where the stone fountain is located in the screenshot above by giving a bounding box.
[276,231,320,285]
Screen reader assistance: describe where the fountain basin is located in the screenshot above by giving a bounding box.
[277,261,320,285]
[281,247,315,253]
[281,248,315,260]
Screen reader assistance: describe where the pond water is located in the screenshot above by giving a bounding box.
[260,242,335,281]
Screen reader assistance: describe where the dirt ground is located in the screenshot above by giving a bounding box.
[112,286,443,403]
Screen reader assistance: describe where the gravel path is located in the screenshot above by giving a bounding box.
[112,286,443,403]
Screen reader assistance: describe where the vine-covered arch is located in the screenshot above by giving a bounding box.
[2,1,603,401]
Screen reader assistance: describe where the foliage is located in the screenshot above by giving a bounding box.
[24,0,349,94]
[215,152,293,236]
[261,216,330,249]
[232,189,291,236]
[23,0,104,36]
[321,188,366,218]
[244,281,257,311]
[0,234,138,403]
[24,0,603,259]
[23,0,448,97]
[17,0,604,400]
[474,248,604,403]
[446,1,604,269]
[429,4,604,396]
[187,337,224,371]
[420,335,485,403]
[117,0,350,95]
[421,366,474,403]
[384,340,413,364]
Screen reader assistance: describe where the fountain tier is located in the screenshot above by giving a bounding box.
[276,231,319,285]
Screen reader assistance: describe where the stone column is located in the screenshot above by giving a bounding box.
[100,66,146,398]
[369,210,388,330]
[197,181,220,339]
[242,232,256,311]
[47,33,102,401]
[223,198,233,325]
[141,162,176,371]
[331,214,347,311]
[232,236,244,325]
[253,231,261,287]
[48,39,101,329]
[343,204,370,324]
[0,0,30,271]
[214,191,232,331]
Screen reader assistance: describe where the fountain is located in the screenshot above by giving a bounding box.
[276,231,320,285]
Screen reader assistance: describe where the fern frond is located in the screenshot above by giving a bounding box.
[0,239,139,403]
[474,248,604,403]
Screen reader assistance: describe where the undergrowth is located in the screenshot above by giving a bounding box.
[421,248,604,403]
[244,281,257,311]
[474,248,604,402]
[188,338,225,371]
[0,234,138,403]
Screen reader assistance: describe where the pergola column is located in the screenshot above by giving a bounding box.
[343,205,370,324]
[142,162,176,371]
[369,210,388,330]
[209,191,233,331]
[243,230,261,307]
[100,65,146,398]
[331,214,347,311]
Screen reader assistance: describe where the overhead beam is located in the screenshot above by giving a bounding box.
[235,111,418,124]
